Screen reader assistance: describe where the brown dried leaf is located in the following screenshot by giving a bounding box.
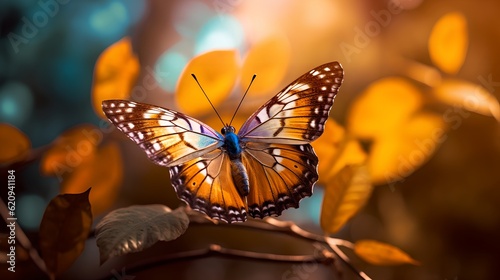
[39,189,93,276]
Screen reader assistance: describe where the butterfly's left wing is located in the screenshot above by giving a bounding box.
[102,100,223,167]
[239,61,343,144]
[242,142,319,218]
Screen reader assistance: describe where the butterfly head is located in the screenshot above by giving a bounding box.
[221,125,236,135]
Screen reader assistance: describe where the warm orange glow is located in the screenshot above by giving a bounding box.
[240,34,291,96]
[354,239,420,266]
[320,165,372,234]
[91,36,140,119]
[176,50,239,116]
[428,12,468,75]
[0,123,31,164]
[347,77,423,139]
[368,113,446,184]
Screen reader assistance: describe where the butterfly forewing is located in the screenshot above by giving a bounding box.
[239,61,344,144]
[102,100,223,167]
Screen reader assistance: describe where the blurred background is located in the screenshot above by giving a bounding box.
[1,0,500,279]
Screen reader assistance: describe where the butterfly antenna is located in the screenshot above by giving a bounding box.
[229,74,256,126]
[191,74,225,127]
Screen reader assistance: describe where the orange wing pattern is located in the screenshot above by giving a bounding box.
[242,142,318,218]
[169,149,247,223]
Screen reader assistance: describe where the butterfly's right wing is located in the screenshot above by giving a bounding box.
[102,100,223,167]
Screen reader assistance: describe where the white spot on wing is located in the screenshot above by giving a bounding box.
[318,95,324,102]
[153,142,161,151]
[275,164,286,173]
[128,123,135,129]
[125,108,133,113]
[158,120,170,126]
[310,120,316,128]
[257,109,269,122]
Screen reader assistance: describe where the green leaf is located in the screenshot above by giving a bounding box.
[95,205,190,264]
[39,188,93,277]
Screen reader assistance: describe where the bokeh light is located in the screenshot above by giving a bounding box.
[194,15,245,55]
[89,0,129,38]
[155,42,191,92]
[0,81,34,126]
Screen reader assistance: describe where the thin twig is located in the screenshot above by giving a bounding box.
[0,198,49,277]
[190,216,371,280]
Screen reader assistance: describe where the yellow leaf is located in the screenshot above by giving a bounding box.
[176,50,239,116]
[320,165,373,234]
[61,142,123,216]
[0,123,31,164]
[312,119,367,181]
[41,124,101,176]
[311,119,346,177]
[91,37,140,119]
[354,239,420,266]
[434,79,500,122]
[368,113,446,185]
[347,78,423,139]
[240,34,291,96]
[428,12,468,74]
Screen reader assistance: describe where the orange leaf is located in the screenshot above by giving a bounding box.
[176,50,239,116]
[0,123,31,164]
[312,119,346,177]
[428,12,468,74]
[240,34,291,96]
[40,124,102,177]
[61,142,123,216]
[354,239,420,266]
[39,189,93,276]
[320,165,372,234]
[347,78,423,139]
[434,79,500,122]
[92,37,140,119]
[368,113,446,185]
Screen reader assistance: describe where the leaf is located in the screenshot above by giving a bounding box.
[39,189,93,276]
[0,123,31,164]
[312,119,367,181]
[320,165,373,234]
[91,37,140,119]
[240,34,291,96]
[176,50,239,116]
[368,113,446,185]
[347,78,423,139]
[61,142,123,216]
[354,239,420,266]
[96,205,189,264]
[428,12,468,75]
[434,79,500,122]
[40,124,101,176]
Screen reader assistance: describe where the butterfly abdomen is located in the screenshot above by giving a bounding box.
[222,128,250,197]
[230,158,250,197]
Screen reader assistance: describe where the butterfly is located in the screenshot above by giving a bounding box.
[102,61,344,223]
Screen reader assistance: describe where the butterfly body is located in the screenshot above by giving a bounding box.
[102,61,344,223]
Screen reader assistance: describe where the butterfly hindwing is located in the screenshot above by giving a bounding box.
[242,142,318,218]
[102,100,223,167]
[169,149,247,223]
[239,61,344,144]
